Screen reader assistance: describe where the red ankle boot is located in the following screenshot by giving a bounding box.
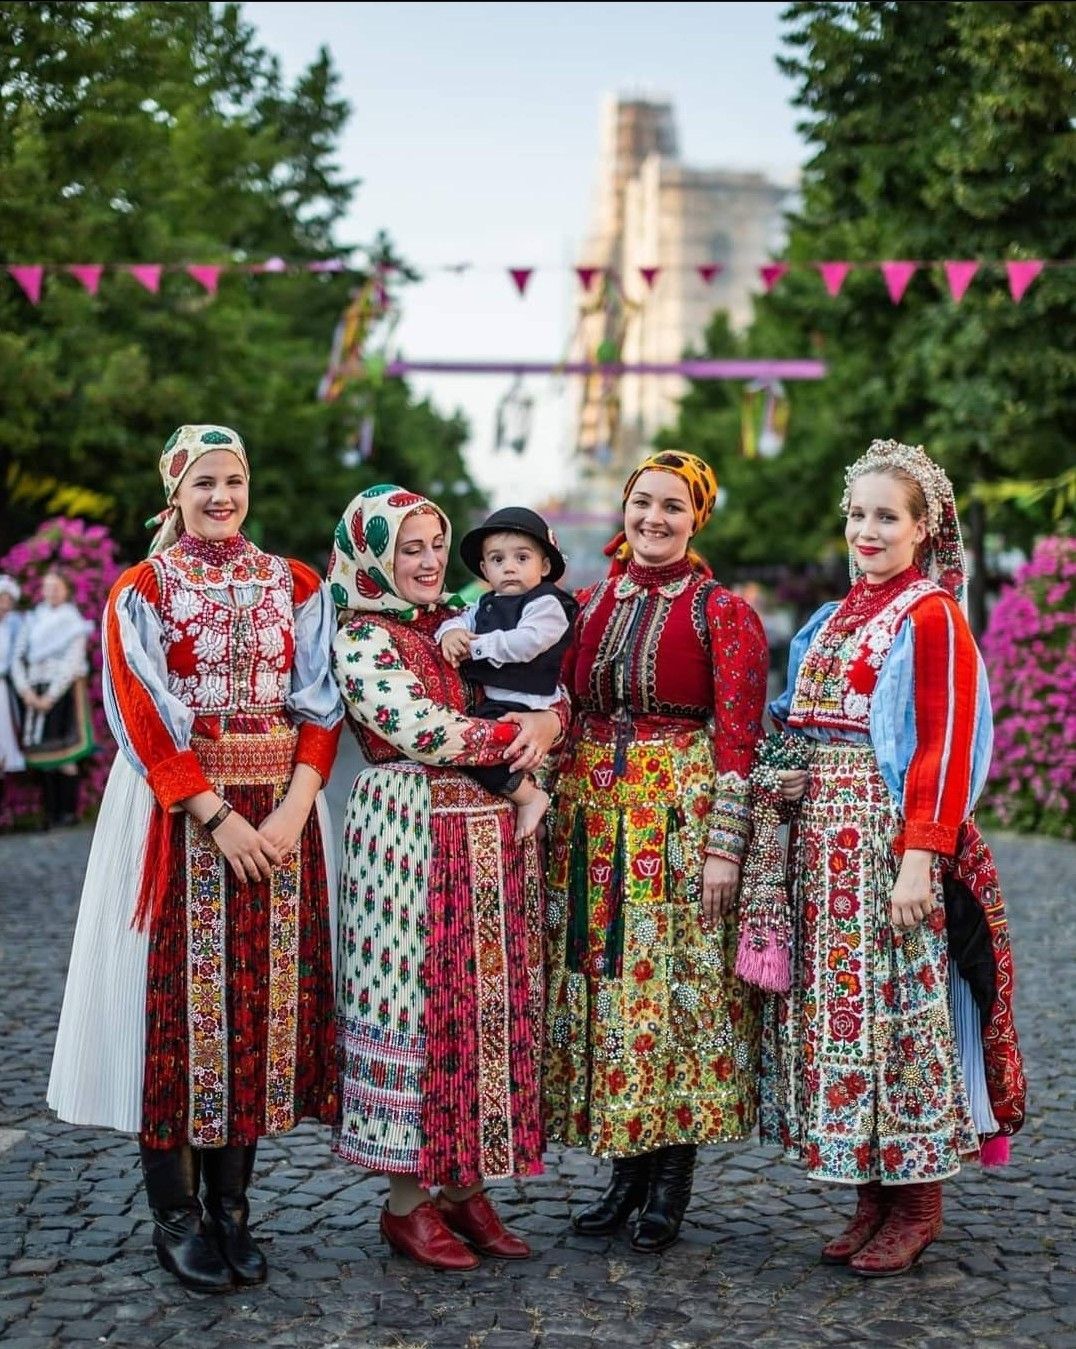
[435,1190,531,1259]
[820,1181,889,1264]
[379,1201,480,1270]
[849,1181,943,1277]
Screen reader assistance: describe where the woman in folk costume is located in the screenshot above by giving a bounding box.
[542,451,770,1254]
[0,574,26,776]
[47,425,343,1294]
[328,485,566,1271]
[747,439,1025,1277]
[11,567,94,823]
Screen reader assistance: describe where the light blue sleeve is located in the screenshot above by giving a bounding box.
[286,581,345,730]
[102,584,195,777]
[767,602,839,726]
[870,616,995,815]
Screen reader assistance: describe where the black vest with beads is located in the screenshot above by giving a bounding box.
[461,582,579,696]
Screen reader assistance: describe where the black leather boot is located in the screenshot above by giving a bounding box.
[572,1153,653,1235]
[201,1144,267,1285]
[56,772,80,826]
[140,1144,234,1293]
[629,1144,697,1254]
[39,774,56,830]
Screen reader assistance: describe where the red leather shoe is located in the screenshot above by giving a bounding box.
[849,1181,943,1277]
[379,1201,480,1270]
[435,1190,532,1259]
[820,1181,890,1264]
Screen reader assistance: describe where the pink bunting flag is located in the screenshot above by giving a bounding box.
[575,266,601,292]
[815,261,851,297]
[943,260,979,303]
[126,264,162,294]
[759,263,789,293]
[696,264,723,285]
[308,258,347,273]
[186,264,222,295]
[1006,260,1043,303]
[880,261,917,304]
[256,256,288,274]
[66,264,104,296]
[8,265,44,305]
[639,266,661,290]
[508,267,533,296]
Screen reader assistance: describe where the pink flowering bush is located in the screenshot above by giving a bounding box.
[980,536,1076,840]
[1,518,124,830]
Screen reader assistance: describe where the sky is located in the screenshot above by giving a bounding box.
[241,1,810,506]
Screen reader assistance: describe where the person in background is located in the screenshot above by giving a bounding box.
[11,568,94,825]
[0,574,26,780]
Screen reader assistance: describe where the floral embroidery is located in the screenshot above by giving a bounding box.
[153,536,294,716]
[760,743,979,1184]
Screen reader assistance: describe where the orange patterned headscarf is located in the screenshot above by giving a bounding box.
[621,450,718,534]
[605,450,719,576]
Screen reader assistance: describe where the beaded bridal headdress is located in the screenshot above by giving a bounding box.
[841,439,968,611]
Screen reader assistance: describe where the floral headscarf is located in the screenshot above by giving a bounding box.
[327,484,461,622]
[605,449,720,576]
[146,424,251,555]
[622,450,718,534]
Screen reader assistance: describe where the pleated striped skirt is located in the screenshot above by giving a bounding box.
[333,761,545,1187]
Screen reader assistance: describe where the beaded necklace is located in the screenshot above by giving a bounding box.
[790,566,925,730]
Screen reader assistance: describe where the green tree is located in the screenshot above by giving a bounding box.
[0,2,482,565]
[665,1,1076,626]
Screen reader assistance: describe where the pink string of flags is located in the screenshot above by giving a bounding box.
[3,256,1058,307]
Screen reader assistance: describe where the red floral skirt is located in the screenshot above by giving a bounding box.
[140,727,338,1148]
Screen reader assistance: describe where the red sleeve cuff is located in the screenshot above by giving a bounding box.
[147,750,212,810]
[296,722,343,784]
[489,720,519,748]
[896,820,960,857]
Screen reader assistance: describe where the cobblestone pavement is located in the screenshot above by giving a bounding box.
[2,750,1074,1347]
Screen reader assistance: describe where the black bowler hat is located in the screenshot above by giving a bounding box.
[459,506,566,583]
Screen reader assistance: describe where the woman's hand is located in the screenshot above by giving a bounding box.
[209,809,282,884]
[701,855,740,929]
[258,763,322,859]
[499,709,560,774]
[257,799,310,860]
[776,769,809,803]
[890,848,936,931]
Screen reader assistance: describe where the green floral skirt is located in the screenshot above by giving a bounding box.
[543,718,760,1158]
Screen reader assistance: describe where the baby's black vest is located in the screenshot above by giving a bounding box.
[462,581,579,696]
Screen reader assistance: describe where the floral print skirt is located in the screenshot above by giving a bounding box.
[142,726,338,1149]
[543,720,760,1158]
[334,762,545,1187]
[760,742,979,1184]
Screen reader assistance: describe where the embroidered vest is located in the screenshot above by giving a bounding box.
[153,540,295,717]
[787,576,940,735]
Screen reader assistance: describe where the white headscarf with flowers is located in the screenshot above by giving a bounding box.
[146,424,251,555]
[327,484,465,623]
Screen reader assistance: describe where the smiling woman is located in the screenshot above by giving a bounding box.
[326,484,570,1270]
[542,448,769,1255]
[755,439,1026,1277]
[47,424,344,1294]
